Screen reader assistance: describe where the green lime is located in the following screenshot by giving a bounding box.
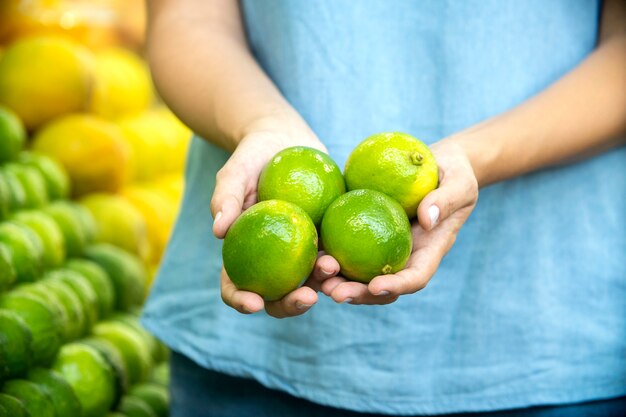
[130,384,169,417]
[0,167,26,212]
[12,210,66,268]
[2,163,49,209]
[110,312,160,363]
[0,243,16,291]
[92,321,153,385]
[321,189,412,283]
[0,221,44,283]
[19,151,71,200]
[1,379,55,417]
[0,173,10,221]
[27,368,82,417]
[12,283,70,340]
[117,396,157,417]
[0,310,33,380]
[0,106,26,163]
[222,200,318,301]
[38,277,86,342]
[65,258,116,319]
[47,268,99,334]
[108,413,129,417]
[150,362,169,387]
[78,337,129,409]
[0,393,29,417]
[52,343,116,417]
[258,146,345,225]
[84,243,147,311]
[344,132,438,218]
[43,201,90,257]
[0,292,63,365]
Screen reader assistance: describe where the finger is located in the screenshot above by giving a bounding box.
[210,168,247,238]
[220,269,264,314]
[310,254,341,282]
[320,275,348,296]
[417,172,478,231]
[330,280,399,305]
[368,226,455,297]
[265,286,318,318]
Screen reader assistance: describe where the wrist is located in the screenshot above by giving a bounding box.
[238,111,326,152]
[442,122,502,188]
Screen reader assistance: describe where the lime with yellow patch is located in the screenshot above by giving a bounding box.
[321,189,412,283]
[258,146,345,226]
[344,132,438,218]
[222,200,318,301]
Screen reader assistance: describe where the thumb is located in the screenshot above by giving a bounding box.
[416,173,478,231]
[210,168,248,239]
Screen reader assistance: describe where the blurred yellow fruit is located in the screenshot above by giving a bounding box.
[148,175,184,204]
[91,47,153,119]
[0,0,144,50]
[121,186,178,265]
[32,114,131,197]
[80,193,151,263]
[0,35,94,130]
[117,109,191,182]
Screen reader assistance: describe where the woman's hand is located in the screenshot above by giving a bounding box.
[320,140,479,304]
[210,129,339,318]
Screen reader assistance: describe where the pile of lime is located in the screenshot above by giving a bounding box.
[0,106,171,417]
[223,132,438,297]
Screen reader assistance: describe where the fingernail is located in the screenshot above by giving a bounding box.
[296,302,312,310]
[214,211,222,224]
[428,205,439,227]
[242,307,254,314]
[377,291,390,296]
[320,268,333,277]
[342,298,353,304]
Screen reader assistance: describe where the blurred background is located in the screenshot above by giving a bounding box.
[0,1,185,416]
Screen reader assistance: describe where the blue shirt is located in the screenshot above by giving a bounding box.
[142,1,626,414]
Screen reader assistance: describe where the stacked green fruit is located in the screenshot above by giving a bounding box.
[0,70,170,417]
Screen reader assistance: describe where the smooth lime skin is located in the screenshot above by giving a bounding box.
[0,310,33,380]
[12,210,66,268]
[344,132,438,218]
[28,367,83,417]
[0,106,26,163]
[222,200,318,301]
[1,380,56,417]
[0,222,44,283]
[3,164,48,209]
[258,146,345,226]
[52,344,116,417]
[19,151,71,200]
[321,189,412,283]
[0,293,63,366]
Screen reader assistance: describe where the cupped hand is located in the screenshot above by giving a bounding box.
[210,130,339,318]
[320,140,479,305]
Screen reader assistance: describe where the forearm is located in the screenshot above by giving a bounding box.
[146,0,316,151]
[450,34,626,187]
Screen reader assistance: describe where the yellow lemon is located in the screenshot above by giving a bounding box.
[0,35,94,130]
[32,114,132,197]
[91,47,153,120]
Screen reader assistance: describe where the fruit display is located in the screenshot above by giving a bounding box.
[0,3,178,415]
[225,132,438,294]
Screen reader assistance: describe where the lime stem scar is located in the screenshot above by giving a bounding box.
[410,152,424,165]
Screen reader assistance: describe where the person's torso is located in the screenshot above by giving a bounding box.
[143,1,626,414]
